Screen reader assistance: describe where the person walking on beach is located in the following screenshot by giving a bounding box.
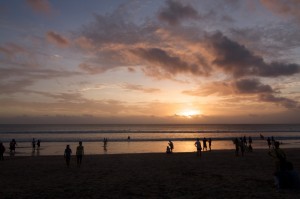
[195,138,202,157]
[0,142,5,160]
[208,138,212,151]
[64,145,72,167]
[168,140,174,153]
[76,141,84,167]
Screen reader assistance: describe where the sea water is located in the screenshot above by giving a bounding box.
[1,124,300,156]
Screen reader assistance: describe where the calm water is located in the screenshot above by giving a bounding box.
[1,124,300,156]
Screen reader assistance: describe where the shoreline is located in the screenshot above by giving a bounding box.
[2,139,300,156]
[1,149,300,198]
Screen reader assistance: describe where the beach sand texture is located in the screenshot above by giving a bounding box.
[1,149,299,199]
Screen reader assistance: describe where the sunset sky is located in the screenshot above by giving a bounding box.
[0,0,300,124]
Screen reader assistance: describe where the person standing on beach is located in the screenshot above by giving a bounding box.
[32,138,36,151]
[268,141,286,173]
[168,140,174,153]
[64,145,72,167]
[9,139,17,153]
[203,137,207,151]
[268,141,287,190]
[76,141,84,167]
[37,139,41,149]
[195,138,202,157]
[208,138,212,151]
[0,142,5,160]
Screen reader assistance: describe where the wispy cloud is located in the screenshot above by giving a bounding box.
[261,0,300,22]
[120,83,160,93]
[46,31,70,48]
[26,0,52,14]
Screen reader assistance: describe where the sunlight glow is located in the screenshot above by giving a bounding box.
[177,110,201,118]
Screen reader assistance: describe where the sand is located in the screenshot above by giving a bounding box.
[1,149,300,199]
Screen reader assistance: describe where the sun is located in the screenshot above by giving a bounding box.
[177,110,201,118]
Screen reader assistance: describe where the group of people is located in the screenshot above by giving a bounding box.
[233,136,253,156]
[64,141,84,167]
[31,138,41,151]
[194,137,212,157]
[166,138,212,157]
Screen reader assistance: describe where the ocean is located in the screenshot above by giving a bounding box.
[1,124,300,156]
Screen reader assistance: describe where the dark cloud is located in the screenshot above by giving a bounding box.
[131,47,210,77]
[158,0,199,25]
[46,31,70,48]
[234,78,273,94]
[259,93,298,109]
[208,32,299,77]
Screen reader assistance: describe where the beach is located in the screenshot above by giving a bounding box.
[1,149,299,199]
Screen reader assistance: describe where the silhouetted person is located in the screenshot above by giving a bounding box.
[269,141,286,173]
[279,162,300,190]
[0,142,5,160]
[248,143,253,152]
[76,141,84,167]
[248,136,252,145]
[243,136,247,146]
[166,146,171,154]
[37,139,41,149]
[195,138,202,157]
[168,140,174,153]
[208,138,212,151]
[104,138,108,146]
[271,136,275,148]
[203,137,207,151]
[240,140,245,156]
[9,139,17,153]
[268,141,286,190]
[32,138,36,151]
[64,145,72,167]
[128,136,131,141]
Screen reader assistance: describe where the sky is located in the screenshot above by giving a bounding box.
[0,0,300,124]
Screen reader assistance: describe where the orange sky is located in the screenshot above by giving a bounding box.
[0,0,300,124]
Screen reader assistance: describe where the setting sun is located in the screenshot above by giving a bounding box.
[178,110,201,118]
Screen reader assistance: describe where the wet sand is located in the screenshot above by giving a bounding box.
[1,149,299,199]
